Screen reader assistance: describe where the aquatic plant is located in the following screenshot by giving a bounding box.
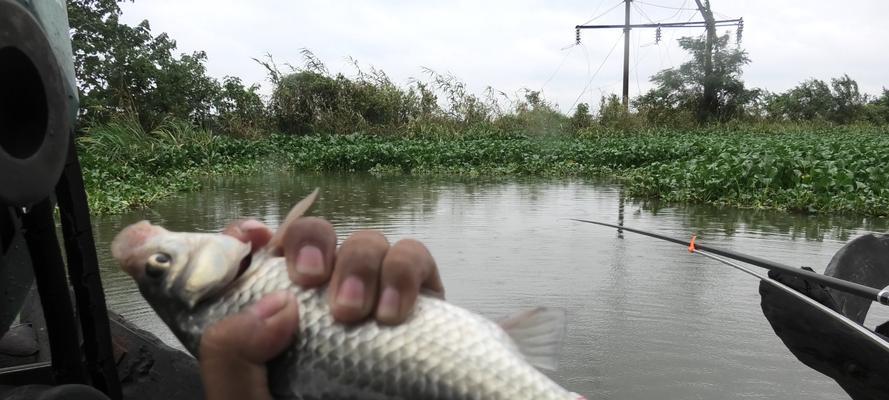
[78,121,889,216]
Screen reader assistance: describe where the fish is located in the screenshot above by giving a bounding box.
[111,189,586,399]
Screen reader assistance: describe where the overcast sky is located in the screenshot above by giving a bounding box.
[118,1,889,113]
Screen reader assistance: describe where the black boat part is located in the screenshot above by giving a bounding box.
[691,248,889,352]
[1,0,122,397]
[759,234,889,400]
[570,218,889,306]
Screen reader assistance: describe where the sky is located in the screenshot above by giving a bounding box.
[118,0,889,113]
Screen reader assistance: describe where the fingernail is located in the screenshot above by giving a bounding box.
[336,276,365,309]
[250,291,290,320]
[240,219,265,231]
[377,287,400,321]
[295,245,324,276]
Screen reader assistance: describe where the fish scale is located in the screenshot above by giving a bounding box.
[114,188,582,400]
[143,249,579,399]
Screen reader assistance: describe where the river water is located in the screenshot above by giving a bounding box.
[92,172,889,399]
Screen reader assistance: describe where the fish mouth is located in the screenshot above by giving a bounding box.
[235,253,252,280]
[166,233,254,309]
[213,252,253,297]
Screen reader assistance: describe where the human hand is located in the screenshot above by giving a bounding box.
[198,218,444,400]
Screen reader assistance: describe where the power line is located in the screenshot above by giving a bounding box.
[636,0,692,23]
[634,29,642,95]
[666,0,692,21]
[666,5,700,62]
[632,2,656,24]
[576,18,742,29]
[579,0,607,25]
[579,1,625,25]
[568,32,624,113]
[573,0,743,109]
[539,45,577,92]
[635,0,698,11]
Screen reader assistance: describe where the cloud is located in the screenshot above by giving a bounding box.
[119,0,889,113]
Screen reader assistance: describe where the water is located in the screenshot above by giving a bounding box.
[93,171,889,399]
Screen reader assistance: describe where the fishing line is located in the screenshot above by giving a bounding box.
[570,218,889,306]
[691,248,889,352]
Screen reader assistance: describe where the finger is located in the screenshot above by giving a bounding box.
[201,291,299,363]
[222,219,273,251]
[280,217,337,286]
[376,239,443,325]
[328,230,390,323]
[199,291,298,400]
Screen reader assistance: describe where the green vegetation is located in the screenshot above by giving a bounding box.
[80,123,889,216]
[68,1,889,216]
[620,126,889,215]
[77,116,276,214]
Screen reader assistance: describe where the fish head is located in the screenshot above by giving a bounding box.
[111,221,252,310]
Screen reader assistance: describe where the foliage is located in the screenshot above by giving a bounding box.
[570,103,593,131]
[596,94,645,131]
[634,33,754,123]
[77,115,276,214]
[80,119,889,216]
[494,90,569,136]
[68,0,264,134]
[622,126,889,215]
[66,1,889,223]
[211,76,268,137]
[862,89,889,125]
[765,75,870,124]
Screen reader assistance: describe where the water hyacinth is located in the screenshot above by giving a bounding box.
[78,122,889,216]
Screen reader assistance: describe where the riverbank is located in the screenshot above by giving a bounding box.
[78,123,889,216]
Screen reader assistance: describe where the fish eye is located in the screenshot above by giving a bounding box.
[145,252,172,278]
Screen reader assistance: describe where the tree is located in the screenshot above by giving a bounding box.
[766,75,868,124]
[863,88,889,125]
[213,76,267,137]
[829,74,865,124]
[570,103,593,131]
[634,33,753,123]
[68,0,253,131]
[693,0,718,121]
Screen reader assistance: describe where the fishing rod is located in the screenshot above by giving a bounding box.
[693,248,889,352]
[570,219,889,307]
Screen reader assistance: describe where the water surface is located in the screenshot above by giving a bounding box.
[93,172,889,399]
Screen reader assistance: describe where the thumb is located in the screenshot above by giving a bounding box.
[199,291,299,400]
[201,291,300,364]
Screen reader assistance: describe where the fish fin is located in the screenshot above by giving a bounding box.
[498,307,567,371]
[267,188,320,250]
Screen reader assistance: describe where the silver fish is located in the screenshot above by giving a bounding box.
[112,190,586,400]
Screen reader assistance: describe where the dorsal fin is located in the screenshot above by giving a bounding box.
[267,188,320,250]
[498,307,567,371]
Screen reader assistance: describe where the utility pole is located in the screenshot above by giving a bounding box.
[575,1,742,112]
[622,0,631,109]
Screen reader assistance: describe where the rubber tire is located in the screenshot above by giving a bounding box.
[0,0,71,206]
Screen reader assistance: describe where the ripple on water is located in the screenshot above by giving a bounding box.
[93,173,889,399]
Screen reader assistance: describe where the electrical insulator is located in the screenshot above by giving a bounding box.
[655,26,662,44]
[576,28,581,45]
[736,18,744,43]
